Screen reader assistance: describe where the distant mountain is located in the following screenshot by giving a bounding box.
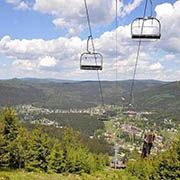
[0,78,179,115]
[0,78,45,105]
[135,81,180,112]
[21,78,77,83]
[131,80,180,122]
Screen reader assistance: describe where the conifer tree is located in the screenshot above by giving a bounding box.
[26,128,50,172]
[0,124,5,167]
[1,108,19,141]
[0,108,19,168]
[14,127,29,169]
[49,143,65,173]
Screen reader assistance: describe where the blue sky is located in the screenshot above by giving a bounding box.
[0,0,176,39]
[0,0,179,80]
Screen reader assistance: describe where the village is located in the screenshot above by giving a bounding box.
[15,104,114,117]
[15,104,178,165]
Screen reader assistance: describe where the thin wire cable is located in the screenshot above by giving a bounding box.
[129,0,149,106]
[84,0,105,109]
[115,0,118,104]
[149,0,153,17]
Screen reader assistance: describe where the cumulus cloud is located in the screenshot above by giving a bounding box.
[5,0,143,36]
[149,62,163,71]
[155,1,180,53]
[0,23,176,80]
[0,35,83,60]
[32,0,144,35]
[1,1,180,81]
[33,0,119,35]
[0,35,85,75]
[38,56,57,68]
[12,59,36,71]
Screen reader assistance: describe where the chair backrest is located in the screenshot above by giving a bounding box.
[131,17,161,40]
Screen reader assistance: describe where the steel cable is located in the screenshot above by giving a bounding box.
[115,0,118,104]
[129,0,149,106]
[84,0,105,109]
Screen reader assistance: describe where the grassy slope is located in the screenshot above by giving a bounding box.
[0,169,137,180]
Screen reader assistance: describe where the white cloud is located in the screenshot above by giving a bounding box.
[33,0,119,35]
[33,0,143,35]
[149,62,163,71]
[0,1,180,81]
[12,59,36,71]
[52,18,66,27]
[155,1,180,53]
[0,22,177,81]
[33,0,116,24]
[0,35,83,60]
[5,0,143,36]
[38,56,57,68]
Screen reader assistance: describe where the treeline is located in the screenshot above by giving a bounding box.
[44,113,105,136]
[0,108,109,174]
[22,122,113,156]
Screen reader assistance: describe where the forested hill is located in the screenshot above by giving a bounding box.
[135,81,180,110]
[135,81,180,120]
[0,78,179,114]
[0,78,165,109]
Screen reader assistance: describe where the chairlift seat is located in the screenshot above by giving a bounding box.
[81,65,102,70]
[80,52,103,71]
[132,34,161,39]
[131,17,161,40]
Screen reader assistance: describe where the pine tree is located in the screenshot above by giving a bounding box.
[61,127,107,174]
[0,108,19,168]
[1,108,19,141]
[26,128,50,172]
[13,127,29,169]
[49,143,65,173]
[0,124,5,167]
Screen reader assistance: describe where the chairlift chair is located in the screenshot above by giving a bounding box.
[131,17,161,40]
[80,35,103,70]
[80,52,103,70]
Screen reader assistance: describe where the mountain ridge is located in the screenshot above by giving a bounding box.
[0,78,179,116]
